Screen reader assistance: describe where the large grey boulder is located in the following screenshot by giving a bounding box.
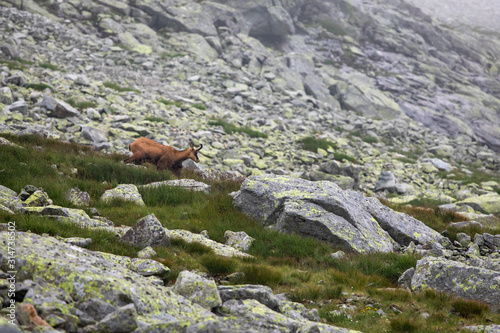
[0,232,214,327]
[234,175,447,253]
[121,214,170,249]
[411,256,500,312]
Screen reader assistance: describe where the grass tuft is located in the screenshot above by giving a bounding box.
[103,81,141,94]
[26,83,53,91]
[200,254,239,275]
[299,136,336,152]
[209,119,268,138]
[451,299,490,318]
[39,62,59,71]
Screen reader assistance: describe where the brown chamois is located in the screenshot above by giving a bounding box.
[124,137,203,177]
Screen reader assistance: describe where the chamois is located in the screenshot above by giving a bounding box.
[124,137,203,177]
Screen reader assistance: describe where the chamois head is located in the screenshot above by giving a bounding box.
[189,143,203,163]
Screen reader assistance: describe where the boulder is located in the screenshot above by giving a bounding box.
[234,175,447,253]
[137,246,157,259]
[172,271,222,309]
[121,214,170,249]
[218,284,281,311]
[128,258,169,277]
[23,189,53,207]
[456,193,500,214]
[374,171,397,192]
[411,256,500,312]
[224,230,255,251]
[100,184,145,206]
[423,158,452,172]
[0,185,25,213]
[65,187,91,207]
[51,100,80,118]
[81,126,108,144]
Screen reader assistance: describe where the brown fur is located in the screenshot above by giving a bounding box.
[124,137,202,177]
[20,304,51,327]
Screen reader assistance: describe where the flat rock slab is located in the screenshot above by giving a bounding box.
[168,229,253,258]
[139,179,211,193]
[234,175,447,253]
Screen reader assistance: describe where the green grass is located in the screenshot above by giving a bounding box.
[349,130,378,144]
[158,98,184,108]
[333,152,357,163]
[26,83,54,91]
[161,52,186,60]
[451,299,490,319]
[191,103,206,110]
[209,119,268,138]
[319,20,347,36]
[157,99,206,111]
[103,81,141,94]
[39,62,59,71]
[0,59,27,70]
[299,136,336,152]
[1,133,499,332]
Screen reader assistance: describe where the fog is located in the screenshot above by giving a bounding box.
[405,0,500,31]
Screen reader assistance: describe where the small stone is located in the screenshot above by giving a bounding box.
[331,251,346,260]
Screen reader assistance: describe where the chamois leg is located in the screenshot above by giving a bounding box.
[171,165,182,178]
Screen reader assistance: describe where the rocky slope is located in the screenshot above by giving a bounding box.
[0,1,499,208]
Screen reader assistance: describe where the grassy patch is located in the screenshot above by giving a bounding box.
[26,83,53,91]
[158,98,184,108]
[349,130,378,144]
[103,81,141,94]
[333,152,357,163]
[209,119,268,138]
[39,62,59,71]
[161,52,186,60]
[299,136,336,152]
[191,103,206,110]
[319,20,347,36]
[451,299,490,319]
[0,59,27,70]
[200,254,239,275]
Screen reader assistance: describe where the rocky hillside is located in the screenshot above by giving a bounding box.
[0,1,499,206]
[406,0,500,32]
